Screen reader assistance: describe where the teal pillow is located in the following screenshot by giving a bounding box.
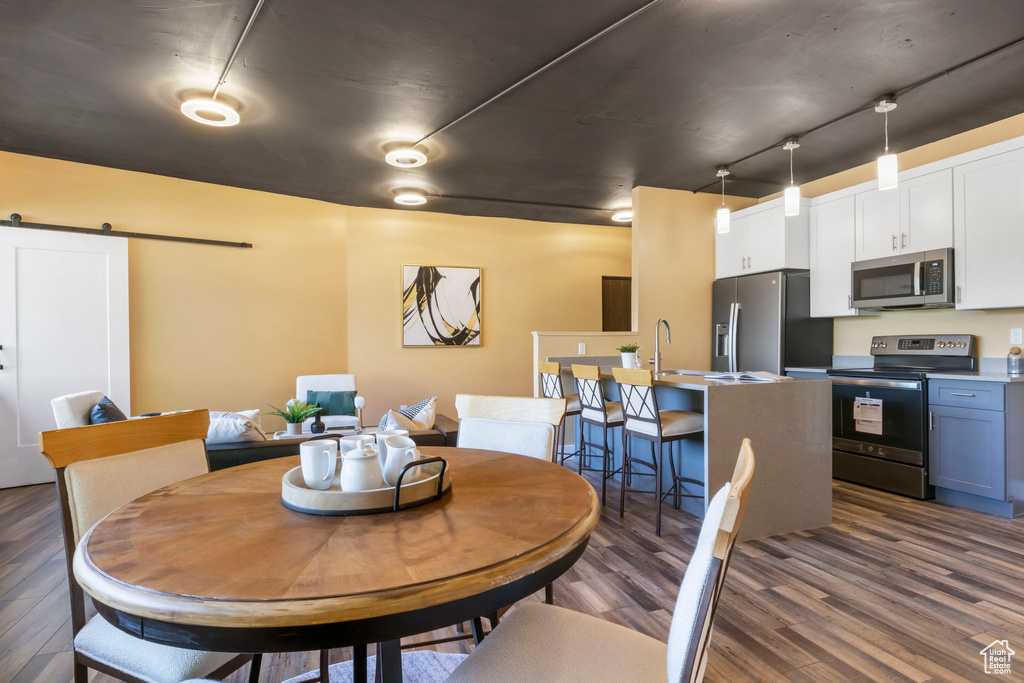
[306,390,357,416]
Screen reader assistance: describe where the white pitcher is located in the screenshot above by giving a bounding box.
[382,435,424,487]
[375,429,410,470]
[339,443,385,492]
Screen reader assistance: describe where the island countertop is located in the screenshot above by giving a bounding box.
[562,367,826,391]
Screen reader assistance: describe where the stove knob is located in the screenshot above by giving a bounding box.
[880,342,887,348]
[937,341,946,348]
[957,341,967,348]
[871,342,879,348]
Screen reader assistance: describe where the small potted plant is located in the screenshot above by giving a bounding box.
[617,343,640,369]
[266,398,321,436]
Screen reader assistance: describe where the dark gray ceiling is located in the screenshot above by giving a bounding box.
[2,0,1024,225]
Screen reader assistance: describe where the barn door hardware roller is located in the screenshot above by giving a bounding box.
[2,214,252,249]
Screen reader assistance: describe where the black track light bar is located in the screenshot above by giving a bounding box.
[2,214,253,248]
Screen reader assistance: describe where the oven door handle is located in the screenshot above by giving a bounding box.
[829,377,923,390]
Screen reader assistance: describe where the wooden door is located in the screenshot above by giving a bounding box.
[601,276,631,332]
[0,228,130,487]
[809,196,859,318]
[954,149,1024,310]
[900,169,953,253]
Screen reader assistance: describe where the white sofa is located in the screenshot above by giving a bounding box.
[51,390,107,429]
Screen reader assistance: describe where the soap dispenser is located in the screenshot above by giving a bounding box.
[1009,347,1023,376]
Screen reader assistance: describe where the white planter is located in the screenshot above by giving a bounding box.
[620,352,637,369]
[285,422,303,436]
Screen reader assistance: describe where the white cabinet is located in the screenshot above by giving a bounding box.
[810,196,859,317]
[855,188,901,260]
[901,169,953,253]
[854,169,953,260]
[715,216,748,278]
[714,201,809,279]
[954,149,1024,310]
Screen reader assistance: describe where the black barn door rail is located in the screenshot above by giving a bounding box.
[1,213,252,249]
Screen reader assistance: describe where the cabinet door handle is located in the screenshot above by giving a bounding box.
[748,255,752,269]
[929,411,934,431]
[901,233,907,249]
[848,294,852,309]
[892,234,897,251]
[949,392,976,397]
[957,285,962,304]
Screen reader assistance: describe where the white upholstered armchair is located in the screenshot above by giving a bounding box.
[296,374,365,430]
[51,390,106,429]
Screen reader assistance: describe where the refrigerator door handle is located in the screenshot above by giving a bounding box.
[729,302,741,372]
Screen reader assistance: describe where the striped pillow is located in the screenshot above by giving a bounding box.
[377,396,437,431]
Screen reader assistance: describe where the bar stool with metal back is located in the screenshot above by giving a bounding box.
[571,364,623,506]
[538,361,581,465]
[613,368,705,536]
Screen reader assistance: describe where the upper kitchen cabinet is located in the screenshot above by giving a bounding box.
[810,195,860,317]
[854,169,953,261]
[714,199,809,279]
[954,149,1024,310]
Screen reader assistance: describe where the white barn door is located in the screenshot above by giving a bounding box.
[0,228,129,487]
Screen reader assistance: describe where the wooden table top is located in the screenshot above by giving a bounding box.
[74,447,599,628]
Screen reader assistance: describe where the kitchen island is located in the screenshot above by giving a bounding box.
[557,366,832,540]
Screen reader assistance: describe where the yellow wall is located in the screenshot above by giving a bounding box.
[344,206,630,420]
[760,112,1024,359]
[0,151,631,428]
[631,186,757,369]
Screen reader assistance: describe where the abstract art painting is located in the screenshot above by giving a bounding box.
[402,265,481,346]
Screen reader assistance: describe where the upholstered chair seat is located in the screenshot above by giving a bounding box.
[581,400,622,424]
[626,410,704,438]
[565,392,581,414]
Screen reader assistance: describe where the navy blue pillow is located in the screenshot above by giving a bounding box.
[90,396,127,424]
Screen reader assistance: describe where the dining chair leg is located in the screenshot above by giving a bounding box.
[558,417,567,464]
[577,421,585,475]
[375,640,403,683]
[600,424,609,506]
[353,644,368,683]
[654,439,663,537]
[248,653,263,683]
[545,582,554,604]
[320,649,330,683]
[486,611,500,627]
[73,660,88,683]
[471,618,486,645]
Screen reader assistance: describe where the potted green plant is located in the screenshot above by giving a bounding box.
[617,343,640,369]
[266,398,321,436]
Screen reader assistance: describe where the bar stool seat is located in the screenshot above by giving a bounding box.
[583,400,622,425]
[566,393,581,414]
[626,410,702,438]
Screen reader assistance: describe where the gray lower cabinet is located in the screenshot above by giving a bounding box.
[928,404,1005,500]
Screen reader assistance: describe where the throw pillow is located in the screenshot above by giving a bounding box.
[306,390,358,416]
[207,410,267,444]
[376,396,437,431]
[89,396,127,424]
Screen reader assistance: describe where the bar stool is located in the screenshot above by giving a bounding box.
[538,361,582,465]
[613,367,704,536]
[571,364,624,506]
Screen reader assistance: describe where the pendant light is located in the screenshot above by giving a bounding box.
[715,168,731,233]
[875,98,898,191]
[783,139,801,217]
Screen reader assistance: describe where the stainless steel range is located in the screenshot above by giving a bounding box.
[827,334,978,499]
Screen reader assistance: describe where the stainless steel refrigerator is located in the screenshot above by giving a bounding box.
[711,270,833,374]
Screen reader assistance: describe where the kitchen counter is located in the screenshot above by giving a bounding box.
[557,366,832,539]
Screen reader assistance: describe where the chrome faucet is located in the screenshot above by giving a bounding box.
[652,318,671,374]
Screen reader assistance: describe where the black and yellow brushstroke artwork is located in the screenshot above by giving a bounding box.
[402,266,481,346]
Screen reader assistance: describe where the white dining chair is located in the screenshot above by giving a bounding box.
[445,439,757,683]
[38,411,261,683]
[454,394,566,462]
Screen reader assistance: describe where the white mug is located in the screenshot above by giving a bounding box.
[375,429,410,470]
[340,434,375,453]
[299,440,338,490]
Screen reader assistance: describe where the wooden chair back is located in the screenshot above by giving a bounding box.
[37,410,211,640]
[668,438,756,683]
[455,395,566,462]
[537,361,565,400]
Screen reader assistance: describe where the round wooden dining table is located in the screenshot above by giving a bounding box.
[73,446,599,682]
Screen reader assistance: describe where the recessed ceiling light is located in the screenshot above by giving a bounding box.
[395,191,427,206]
[180,98,240,127]
[385,148,428,168]
[611,210,633,222]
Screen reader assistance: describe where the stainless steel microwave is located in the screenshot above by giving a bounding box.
[851,248,955,310]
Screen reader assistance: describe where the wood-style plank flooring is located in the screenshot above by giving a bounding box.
[2,470,1023,682]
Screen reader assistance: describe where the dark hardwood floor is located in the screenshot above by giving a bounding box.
[2,470,1022,682]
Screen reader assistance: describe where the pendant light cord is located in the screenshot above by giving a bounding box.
[884,109,890,153]
[721,175,726,206]
[789,146,795,185]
